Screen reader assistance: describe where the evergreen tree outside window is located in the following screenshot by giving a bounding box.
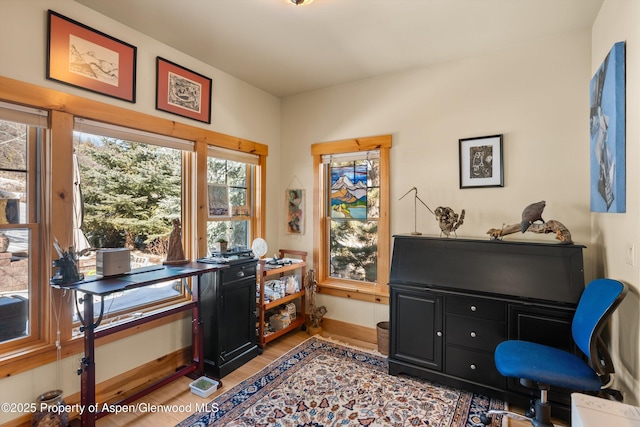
[72,120,193,321]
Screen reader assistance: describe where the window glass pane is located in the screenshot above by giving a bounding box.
[73,131,184,316]
[0,171,25,224]
[207,158,227,185]
[230,188,249,217]
[367,187,379,218]
[206,157,252,253]
[0,229,30,342]
[226,160,246,187]
[329,220,378,282]
[75,133,182,260]
[367,157,380,187]
[207,221,249,253]
[0,118,37,344]
[72,280,183,325]
[0,121,27,170]
[0,121,27,225]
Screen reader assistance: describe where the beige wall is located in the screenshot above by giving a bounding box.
[0,0,282,423]
[280,27,593,324]
[591,0,640,406]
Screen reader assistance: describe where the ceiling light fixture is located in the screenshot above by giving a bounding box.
[287,0,314,6]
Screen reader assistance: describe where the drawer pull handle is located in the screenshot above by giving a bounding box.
[470,364,477,370]
[436,331,443,337]
[236,271,245,278]
[470,305,477,312]
[470,331,477,338]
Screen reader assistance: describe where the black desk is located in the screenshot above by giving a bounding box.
[53,262,227,427]
[388,236,585,421]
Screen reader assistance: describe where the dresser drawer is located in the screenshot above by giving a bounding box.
[221,263,257,286]
[446,295,505,321]
[445,346,505,389]
[446,314,505,352]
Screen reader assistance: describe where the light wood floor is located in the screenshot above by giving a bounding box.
[90,330,564,427]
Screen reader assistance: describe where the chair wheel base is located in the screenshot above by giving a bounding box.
[480,414,492,425]
[481,399,555,427]
[599,388,623,402]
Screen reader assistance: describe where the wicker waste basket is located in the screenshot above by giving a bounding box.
[376,321,389,355]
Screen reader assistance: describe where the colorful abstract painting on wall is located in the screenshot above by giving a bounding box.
[286,189,304,234]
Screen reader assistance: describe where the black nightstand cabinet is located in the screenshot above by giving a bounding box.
[202,261,259,378]
[388,236,585,422]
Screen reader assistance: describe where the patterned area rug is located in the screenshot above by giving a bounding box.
[177,336,505,426]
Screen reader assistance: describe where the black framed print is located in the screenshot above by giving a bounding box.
[459,134,504,188]
[156,57,212,123]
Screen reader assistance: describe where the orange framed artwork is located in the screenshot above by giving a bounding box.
[156,57,212,124]
[47,10,137,103]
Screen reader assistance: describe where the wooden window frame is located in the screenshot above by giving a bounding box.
[0,76,268,377]
[311,135,391,305]
[0,124,44,354]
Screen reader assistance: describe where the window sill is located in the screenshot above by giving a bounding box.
[317,280,389,304]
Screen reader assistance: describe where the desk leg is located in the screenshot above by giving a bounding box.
[80,294,96,427]
[193,275,204,376]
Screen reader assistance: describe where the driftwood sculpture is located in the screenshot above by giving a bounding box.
[435,206,465,237]
[487,219,573,244]
[305,269,326,329]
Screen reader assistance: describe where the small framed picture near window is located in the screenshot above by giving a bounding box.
[459,134,504,188]
[156,57,212,124]
[286,189,305,235]
[47,10,137,103]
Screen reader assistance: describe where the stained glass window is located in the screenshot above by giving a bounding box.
[327,154,379,282]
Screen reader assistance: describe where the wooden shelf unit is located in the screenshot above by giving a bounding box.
[256,249,307,347]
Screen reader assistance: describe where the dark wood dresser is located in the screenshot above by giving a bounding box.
[388,235,586,421]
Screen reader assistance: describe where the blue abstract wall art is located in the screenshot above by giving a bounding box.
[590,41,626,213]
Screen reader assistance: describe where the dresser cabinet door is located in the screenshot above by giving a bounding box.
[507,303,576,403]
[390,286,443,371]
[218,264,257,366]
[508,304,575,352]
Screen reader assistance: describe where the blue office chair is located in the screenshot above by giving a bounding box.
[481,278,628,427]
